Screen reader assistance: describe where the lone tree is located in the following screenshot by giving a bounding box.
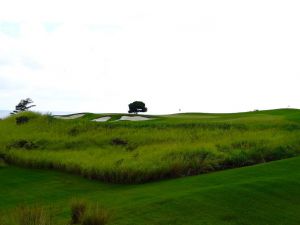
[11,98,36,115]
[128,101,147,114]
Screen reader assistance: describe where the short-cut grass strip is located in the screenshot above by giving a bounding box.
[1,157,300,224]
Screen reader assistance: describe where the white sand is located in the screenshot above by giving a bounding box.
[54,114,85,119]
[119,116,152,121]
[92,116,111,122]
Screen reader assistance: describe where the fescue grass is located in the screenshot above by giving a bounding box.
[1,201,110,225]
[1,205,54,225]
[81,205,110,225]
[1,109,300,183]
[70,199,87,224]
[1,157,300,224]
[16,205,53,225]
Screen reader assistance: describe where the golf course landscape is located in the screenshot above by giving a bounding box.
[1,0,300,223]
[1,108,300,224]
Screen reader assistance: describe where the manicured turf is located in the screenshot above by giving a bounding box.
[1,156,300,225]
[1,109,300,183]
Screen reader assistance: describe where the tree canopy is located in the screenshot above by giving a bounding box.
[128,101,147,114]
[11,98,36,115]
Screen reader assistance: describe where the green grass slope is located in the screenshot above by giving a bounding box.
[1,156,300,225]
[1,108,300,183]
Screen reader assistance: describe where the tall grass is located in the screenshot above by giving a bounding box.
[13,205,53,225]
[70,199,87,224]
[81,205,110,225]
[1,201,110,225]
[1,110,300,183]
[70,200,110,225]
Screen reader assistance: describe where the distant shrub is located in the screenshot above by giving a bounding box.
[111,138,128,146]
[70,199,87,224]
[15,205,53,225]
[128,101,147,114]
[16,116,30,125]
[81,206,110,225]
[68,127,80,136]
[7,139,38,150]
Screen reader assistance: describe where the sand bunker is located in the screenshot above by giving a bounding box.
[92,116,111,122]
[54,114,85,119]
[119,116,152,121]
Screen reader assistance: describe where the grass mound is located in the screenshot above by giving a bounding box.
[1,109,300,183]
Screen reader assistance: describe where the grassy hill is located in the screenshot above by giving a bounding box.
[1,156,300,224]
[1,109,300,183]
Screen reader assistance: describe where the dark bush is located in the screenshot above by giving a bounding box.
[128,101,147,114]
[7,139,38,150]
[70,199,87,224]
[111,138,128,146]
[16,116,30,125]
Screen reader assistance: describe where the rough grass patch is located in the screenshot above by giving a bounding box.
[70,199,87,224]
[2,109,300,184]
[7,140,38,150]
[15,205,53,225]
[81,206,110,225]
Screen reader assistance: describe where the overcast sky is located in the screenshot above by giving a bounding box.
[0,0,300,114]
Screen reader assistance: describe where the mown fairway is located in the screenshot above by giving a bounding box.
[1,157,300,225]
[1,109,300,183]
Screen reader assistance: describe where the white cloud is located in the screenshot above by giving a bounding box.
[0,0,300,113]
